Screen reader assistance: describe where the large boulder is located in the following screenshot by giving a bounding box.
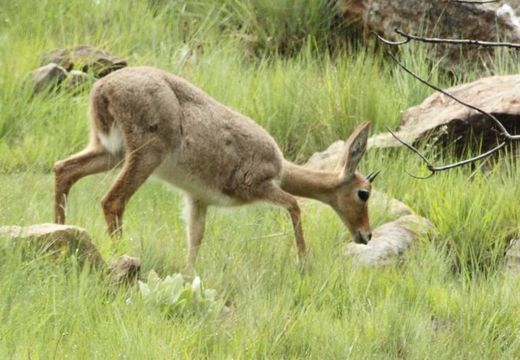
[0,223,143,286]
[379,74,520,153]
[308,75,520,159]
[339,1,520,71]
[0,223,105,267]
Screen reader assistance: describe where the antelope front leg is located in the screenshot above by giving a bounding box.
[184,197,208,268]
[260,183,306,259]
[283,196,306,258]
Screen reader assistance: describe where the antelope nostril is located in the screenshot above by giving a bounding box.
[355,231,368,245]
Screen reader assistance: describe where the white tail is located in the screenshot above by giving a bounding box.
[54,66,377,267]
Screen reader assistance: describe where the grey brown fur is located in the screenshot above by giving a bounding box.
[54,66,375,266]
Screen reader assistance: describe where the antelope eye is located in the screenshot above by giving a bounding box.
[358,190,370,201]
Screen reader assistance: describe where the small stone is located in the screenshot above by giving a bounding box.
[108,255,141,286]
[41,45,127,78]
[63,70,91,91]
[29,63,67,94]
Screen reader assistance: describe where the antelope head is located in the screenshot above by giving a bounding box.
[330,121,378,244]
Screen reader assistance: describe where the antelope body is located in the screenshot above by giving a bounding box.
[54,66,377,266]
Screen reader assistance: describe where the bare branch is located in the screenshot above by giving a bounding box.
[383,52,519,177]
[375,53,516,178]
[374,29,520,49]
[395,29,520,49]
[371,5,520,178]
[388,128,506,178]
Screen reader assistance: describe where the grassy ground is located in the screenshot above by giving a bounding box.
[2,0,520,358]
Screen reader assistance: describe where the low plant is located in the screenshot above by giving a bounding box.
[138,270,226,316]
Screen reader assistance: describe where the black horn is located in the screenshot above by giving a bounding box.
[366,170,381,183]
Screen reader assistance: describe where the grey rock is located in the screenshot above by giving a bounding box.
[63,70,91,91]
[380,75,520,153]
[305,140,345,171]
[305,134,413,171]
[338,1,520,71]
[344,215,435,265]
[505,238,520,273]
[30,63,67,93]
[41,45,127,78]
[108,254,141,286]
[0,223,105,267]
[370,190,414,221]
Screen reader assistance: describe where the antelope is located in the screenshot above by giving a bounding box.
[54,66,379,267]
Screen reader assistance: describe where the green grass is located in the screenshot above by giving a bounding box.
[2,0,520,358]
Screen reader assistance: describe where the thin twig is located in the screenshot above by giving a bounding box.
[386,128,435,179]
[388,127,506,178]
[374,29,520,49]
[417,142,506,172]
[372,31,410,46]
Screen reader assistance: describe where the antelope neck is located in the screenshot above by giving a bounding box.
[280,161,339,203]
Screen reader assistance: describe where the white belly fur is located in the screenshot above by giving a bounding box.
[153,153,242,206]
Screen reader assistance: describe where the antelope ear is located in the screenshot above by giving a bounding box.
[338,121,371,182]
